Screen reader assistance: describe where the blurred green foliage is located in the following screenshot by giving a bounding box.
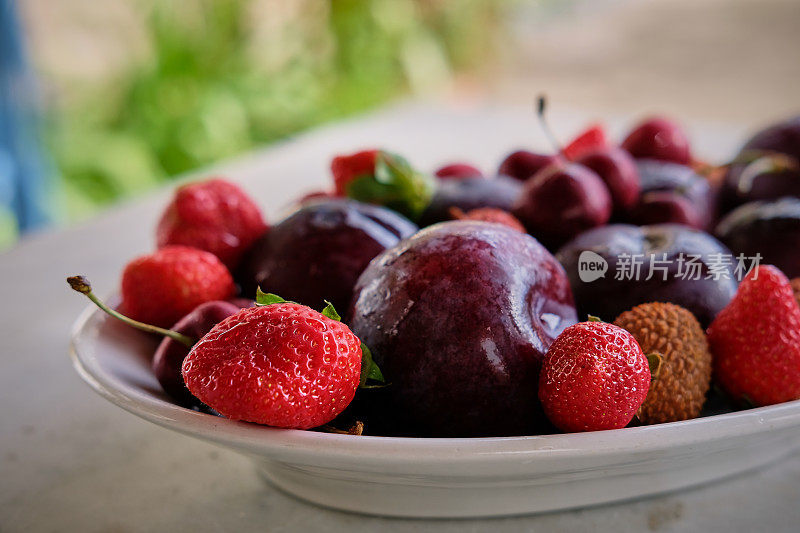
[48,0,504,221]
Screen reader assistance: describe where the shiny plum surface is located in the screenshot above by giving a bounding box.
[238,198,417,310]
[557,224,737,326]
[741,116,800,161]
[629,160,715,229]
[348,221,577,437]
[715,197,800,278]
[719,156,800,214]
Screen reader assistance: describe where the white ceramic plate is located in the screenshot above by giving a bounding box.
[70,302,800,518]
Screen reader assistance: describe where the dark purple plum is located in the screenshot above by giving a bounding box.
[628,190,705,228]
[512,162,612,250]
[498,150,560,181]
[348,221,577,437]
[621,117,692,164]
[238,198,417,310]
[556,224,738,326]
[418,175,522,226]
[740,115,800,161]
[152,300,250,409]
[629,159,715,229]
[718,154,800,214]
[576,146,640,214]
[715,197,800,278]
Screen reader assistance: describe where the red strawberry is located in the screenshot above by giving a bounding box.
[539,321,650,432]
[156,178,267,270]
[152,299,251,409]
[121,245,235,328]
[435,163,483,180]
[449,206,525,232]
[182,300,364,428]
[564,124,608,160]
[330,149,435,220]
[707,265,800,406]
[331,149,379,196]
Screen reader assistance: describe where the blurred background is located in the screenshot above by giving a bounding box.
[2,0,798,250]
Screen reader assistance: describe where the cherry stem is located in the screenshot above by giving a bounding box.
[536,95,564,156]
[67,275,195,348]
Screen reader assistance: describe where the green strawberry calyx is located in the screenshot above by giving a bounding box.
[344,151,435,221]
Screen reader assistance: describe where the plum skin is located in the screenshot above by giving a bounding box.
[629,159,715,229]
[418,176,522,227]
[715,197,800,279]
[238,198,417,310]
[348,221,577,437]
[556,224,738,327]
[741,115,800,161]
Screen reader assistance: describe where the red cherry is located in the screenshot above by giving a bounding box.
[621,117,692,164]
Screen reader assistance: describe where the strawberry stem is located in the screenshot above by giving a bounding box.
[67,275,195,348]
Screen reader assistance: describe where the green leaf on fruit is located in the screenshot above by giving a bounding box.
[344,151,434,220]
[256,288,287,306]
[321,300,342,322]
[359,342,386,388]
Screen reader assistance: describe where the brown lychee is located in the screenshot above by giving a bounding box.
[792,278,800,308]
[614,302,712,425]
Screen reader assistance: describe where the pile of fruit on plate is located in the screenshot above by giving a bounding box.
[69,104,800,437]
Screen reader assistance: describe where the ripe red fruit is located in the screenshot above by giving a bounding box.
[512,162,612,250]
[498,150,559,182]
[707,265,800,406]
[152,299,251,408]
[575,147,641,213]
[121,245,235,328]
[156,179,267,270]
[539,321,650,432]
[564,124,608,160]
[182,303,363,428]
[331,149,379,196]
[449,206,525,232]
[621,117,692,164]
[435,163,483,180]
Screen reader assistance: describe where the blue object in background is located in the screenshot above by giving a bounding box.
[0,0,55,246]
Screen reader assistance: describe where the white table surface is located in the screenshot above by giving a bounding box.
[2,102,799,532]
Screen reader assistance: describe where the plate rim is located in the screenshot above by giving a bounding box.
[70,302,800,465]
